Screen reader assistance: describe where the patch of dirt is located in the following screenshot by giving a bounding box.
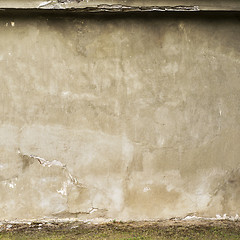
[0,219,240,239]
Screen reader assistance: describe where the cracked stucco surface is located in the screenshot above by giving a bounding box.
[0,13,240,220]
[0,0,240,11]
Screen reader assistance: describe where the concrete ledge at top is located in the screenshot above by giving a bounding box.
[0,0,240,11]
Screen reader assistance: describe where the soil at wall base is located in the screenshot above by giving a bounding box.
[0,219,240,239]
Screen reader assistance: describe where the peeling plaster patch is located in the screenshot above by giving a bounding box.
[6,224,12,229]
[18,148,87,213]
[61,91,71,97]
[22,150,85,187]
[8,182,16,189]
[11,22,15,27]
[182,214,240,221]
[38,1,66,9]
[53,207,105,217]
[157,137,165,147]
[32,156,66,168]
[57,188,67,196]
[36,3,199,12]
[58,0,82,3]
[18,150,84,187]
[57,181,68,196]
[143,187,151,193]
[71,225,78,229]
[2,177,18,189]
[38,1,53,8]
[89,208,98,214]
[90,4,200,12]
[61,90,98,101]
[18,150,65,167]
[166,185,175,192]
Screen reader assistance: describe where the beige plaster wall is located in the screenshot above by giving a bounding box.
[0,13,240,221]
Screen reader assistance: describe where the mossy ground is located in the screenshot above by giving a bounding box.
[0,219,240,239]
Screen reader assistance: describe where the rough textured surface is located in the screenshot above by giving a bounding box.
[0,13,240,221]
[1,220,240,239]
[0,0,240,11]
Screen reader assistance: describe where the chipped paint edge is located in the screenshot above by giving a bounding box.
[0,0,240,12]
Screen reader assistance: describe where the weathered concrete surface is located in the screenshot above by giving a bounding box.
[0,13,240,221]
[0,0,240,11]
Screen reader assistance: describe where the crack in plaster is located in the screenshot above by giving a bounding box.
[58,0,82,3]
[94,4,200,12]
[17,150,108,216]
[207,165,240,212]
[37,1,200,12]
[17,149,85,188]
[0,175,18,182]
[53,207,105,217]
[211,165,240,198]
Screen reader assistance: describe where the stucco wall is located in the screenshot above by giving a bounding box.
[0,13,240,221]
